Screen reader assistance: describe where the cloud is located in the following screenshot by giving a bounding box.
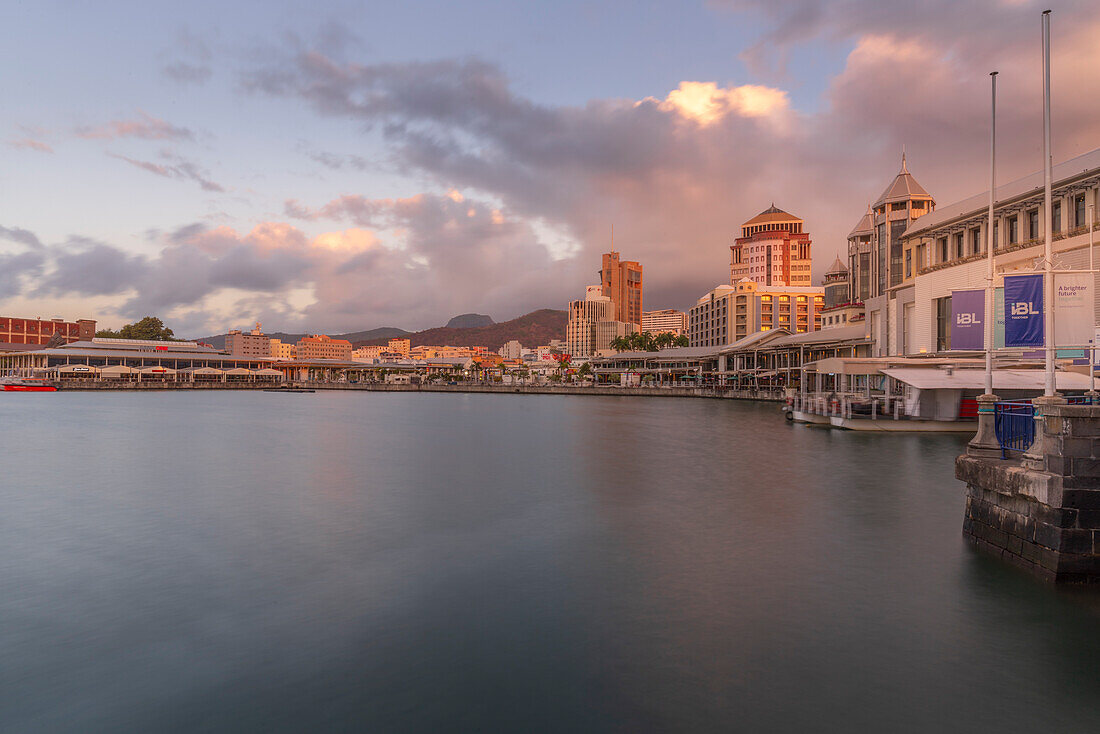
[239,7,1100,314]
[0,251,46,299]
[0,225,43,249]
[8,137,53,153]
[110,151,225,192]
[77,112,194,141]
[36,240,150,297]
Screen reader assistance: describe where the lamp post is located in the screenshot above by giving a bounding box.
[1090,203,1097,402]
[969,70,1002,457]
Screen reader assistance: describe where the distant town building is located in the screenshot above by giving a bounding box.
[688,280,824,347]
[641,309,687,336]
[388,338,411,357]
[599,251,643,325]
[296,334,353,360]
[730,205,813,287]
[498,340,523,359]
[269,339,296,360]
[224,323,271,358]
[352,345,385,361]
[0,315,96,346]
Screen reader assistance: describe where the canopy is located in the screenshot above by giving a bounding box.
[880,367,1094,391]
[253,368,284,376]
[224,367,254,376]
[57,364,100,374]
[181,367,225,375]
[100,365,137,375]
[139,366,177,375]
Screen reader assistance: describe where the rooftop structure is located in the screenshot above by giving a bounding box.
[731,205,813,288]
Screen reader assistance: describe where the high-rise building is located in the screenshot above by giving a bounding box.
[641,309,688,336]
[0,316,96,345]
[225,323,271,358]
[566,289,632,358]
[820,258,861,330]
[388,338,411,357]
[269,339,296,360]
[730,205,812,287]
[599,251,643,325]
[498,340,523,359]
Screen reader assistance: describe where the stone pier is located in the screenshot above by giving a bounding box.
[956,404,1100,583]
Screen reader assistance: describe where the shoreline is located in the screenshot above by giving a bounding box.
[46,381,785,401]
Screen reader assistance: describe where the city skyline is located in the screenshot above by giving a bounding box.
[3,1,1100,335]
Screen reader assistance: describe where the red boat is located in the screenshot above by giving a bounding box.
[0,377,58,392]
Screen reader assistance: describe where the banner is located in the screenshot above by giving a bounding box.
[1004,273,1044,347]
[1053,271,1094,347]
[950,289,985,350]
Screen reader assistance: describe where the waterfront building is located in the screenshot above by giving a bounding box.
[296,334,353,360]
[688,280,824,348]
[0,337,284,383]
[890,146,1100,355]
[848,154,935,355]
[641,309,688,336]
[269,339,296,360]
[0,315,96,346]
[224,323,271,358]
[352,344,385,362]
[730,205,812,287]
[499,340,523,359]
[388,338,411,357]
[599,251,643,325]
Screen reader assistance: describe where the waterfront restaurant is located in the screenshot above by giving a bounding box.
[0,338,285,383]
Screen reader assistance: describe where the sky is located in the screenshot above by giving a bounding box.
[2,0,1100,337]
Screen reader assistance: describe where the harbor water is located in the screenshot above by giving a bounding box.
[2,392,1099,732]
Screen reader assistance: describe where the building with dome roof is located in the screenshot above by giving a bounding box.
[730,204,813,288]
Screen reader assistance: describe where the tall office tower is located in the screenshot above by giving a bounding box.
[599,251,643,327]
[730,204,812,287]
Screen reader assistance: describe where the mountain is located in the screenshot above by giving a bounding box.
[196,326,410,350]
[445,313,494,329]
[354,309,566,351]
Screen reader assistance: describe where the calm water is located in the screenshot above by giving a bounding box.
[2,392,1099,733]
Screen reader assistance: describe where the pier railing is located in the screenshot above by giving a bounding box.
[994,396,1097,458]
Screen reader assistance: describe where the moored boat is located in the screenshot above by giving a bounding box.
[0,376,59,392]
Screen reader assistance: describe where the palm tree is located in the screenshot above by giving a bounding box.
[673,334,689,348]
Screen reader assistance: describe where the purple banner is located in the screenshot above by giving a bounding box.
[1004,273,1044,348]
[951,289,985,350]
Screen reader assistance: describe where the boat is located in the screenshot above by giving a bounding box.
[1,376,59,392]
[262,387,315,393]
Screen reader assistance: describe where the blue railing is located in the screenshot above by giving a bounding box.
[994,401,1035,458]
[994,395,1096,457]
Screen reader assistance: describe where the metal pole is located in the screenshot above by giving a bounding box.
[986,71,998,397]
[1042,9,1055,396]
[1091,203,1096,399]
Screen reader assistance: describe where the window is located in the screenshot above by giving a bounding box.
[905,250,912,278]
[993,222,999,250]
[970,228,981,254]
[938,237,948,262]
[935,296,952,351]
[1028,210,1039,240]
[1053,201,1061,233]
[1075,194,1086,228]
[1008,216,1018,245]
[891,202,907,211]
[954,233,964,258]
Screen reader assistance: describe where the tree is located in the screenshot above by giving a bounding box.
[578,362,592,377]
[673,334,689,348]
[96,316,177,341]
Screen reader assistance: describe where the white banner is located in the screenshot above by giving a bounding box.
[1054,272,1095,347]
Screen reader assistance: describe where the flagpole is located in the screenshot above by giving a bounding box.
[986,71,997,397]
[1042,9,1055,397]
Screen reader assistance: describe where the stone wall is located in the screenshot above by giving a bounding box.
[957,404,1100,583]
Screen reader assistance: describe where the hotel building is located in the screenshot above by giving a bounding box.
[0,315,96,346]
[388,338,411,357]
[730,205,812,287]
[688,280,824,348]
[641,309,688,336]
[269,339,296,360]
[296,334,353,360]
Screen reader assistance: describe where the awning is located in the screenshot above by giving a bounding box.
[139,366,177,375]
[880,367,1094,391]
[224,368,253,375]
[57,364,100,374]
[180,367,225,375]
[253,368,284,376]
[100,365,138,375]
